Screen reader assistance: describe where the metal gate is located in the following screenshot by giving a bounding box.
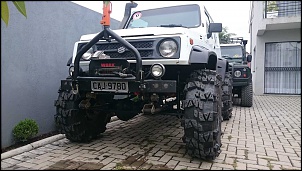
[264,42,301,94]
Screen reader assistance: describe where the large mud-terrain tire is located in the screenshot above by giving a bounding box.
[240,81,253,107]
[222,72,233,120]
[54,89,110,142]
[181,70,222,160]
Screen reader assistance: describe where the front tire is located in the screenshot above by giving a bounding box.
[240,81,253,107]
[54,89,110,142]
[181,70,222,160]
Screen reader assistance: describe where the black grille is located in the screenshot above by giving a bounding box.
[96,41,153,50]
[105,50,153,59]
[95,40,154,59]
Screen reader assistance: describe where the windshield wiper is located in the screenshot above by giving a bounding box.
[159,24,187,28]
[222,55,232,59]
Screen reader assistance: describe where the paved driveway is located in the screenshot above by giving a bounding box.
[1,95,301,170]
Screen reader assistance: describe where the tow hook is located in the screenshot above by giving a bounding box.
[71,83,79,95]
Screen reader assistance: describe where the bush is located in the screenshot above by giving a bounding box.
[13,119,39,142]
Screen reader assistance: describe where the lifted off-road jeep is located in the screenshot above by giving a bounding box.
[54,2,231,160]
[220,38,253,107]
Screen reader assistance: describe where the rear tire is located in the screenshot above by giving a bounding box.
[181,70,222,160]
[222,72,233,120]
[241,81,253,107]
[54,89,110,142]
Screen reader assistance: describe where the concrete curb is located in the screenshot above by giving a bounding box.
[1,116,119,160]
[1,134,65,160]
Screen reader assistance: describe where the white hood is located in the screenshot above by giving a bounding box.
[80,27,192,41]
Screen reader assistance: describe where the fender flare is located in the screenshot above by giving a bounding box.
[67,56,72,66]
[216,57,229,81]
[189,46,217,70]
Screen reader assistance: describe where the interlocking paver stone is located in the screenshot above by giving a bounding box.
[2,158,22,165]
[30,161,55,170]
[1,95,300,170]
[178,161,200,168]
[16,162,37,168]
[1,161,13,169]
[78,162,104,170]
[138,162,153,170]
[166,159,178,168]
[236,162,247,170]
[159,154,172,163]
[100,157,115,165]
[174,164,188,170]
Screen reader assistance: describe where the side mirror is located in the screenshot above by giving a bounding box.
[247,55,252,62]
[209,23,222,33]
[67,57,72,66]
[242,40,248,46]
[207,23,222,39]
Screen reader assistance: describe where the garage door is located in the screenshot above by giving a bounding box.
[264,42,301,94]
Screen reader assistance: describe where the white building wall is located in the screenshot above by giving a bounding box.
[250,1,301,95]
[250,1,264,94]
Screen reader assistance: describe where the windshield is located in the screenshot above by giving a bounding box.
[221,45,243,63]
[126,4,200,29]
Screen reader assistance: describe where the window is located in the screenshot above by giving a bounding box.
[204,11,211,34]
[264,41,301,94]
[126,4,201,29]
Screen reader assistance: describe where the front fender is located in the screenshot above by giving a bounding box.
[189,46,217,70]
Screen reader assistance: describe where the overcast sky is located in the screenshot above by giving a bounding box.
[72,1,251,51]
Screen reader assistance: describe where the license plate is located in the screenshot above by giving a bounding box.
[91,81,128,92]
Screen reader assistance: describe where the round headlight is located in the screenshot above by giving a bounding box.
[234,70,241,77]
[82,48,93,60]
[151,63,165,78]
[159,40,177,58]
[69,66,74,76]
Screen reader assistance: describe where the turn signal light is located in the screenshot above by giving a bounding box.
[243,74,247,78]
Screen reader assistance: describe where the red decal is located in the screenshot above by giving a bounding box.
[101,63,115,67]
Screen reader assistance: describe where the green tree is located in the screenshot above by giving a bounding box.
[1,1,27,26]
[219,26,236,44]
[266,1,278,12]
